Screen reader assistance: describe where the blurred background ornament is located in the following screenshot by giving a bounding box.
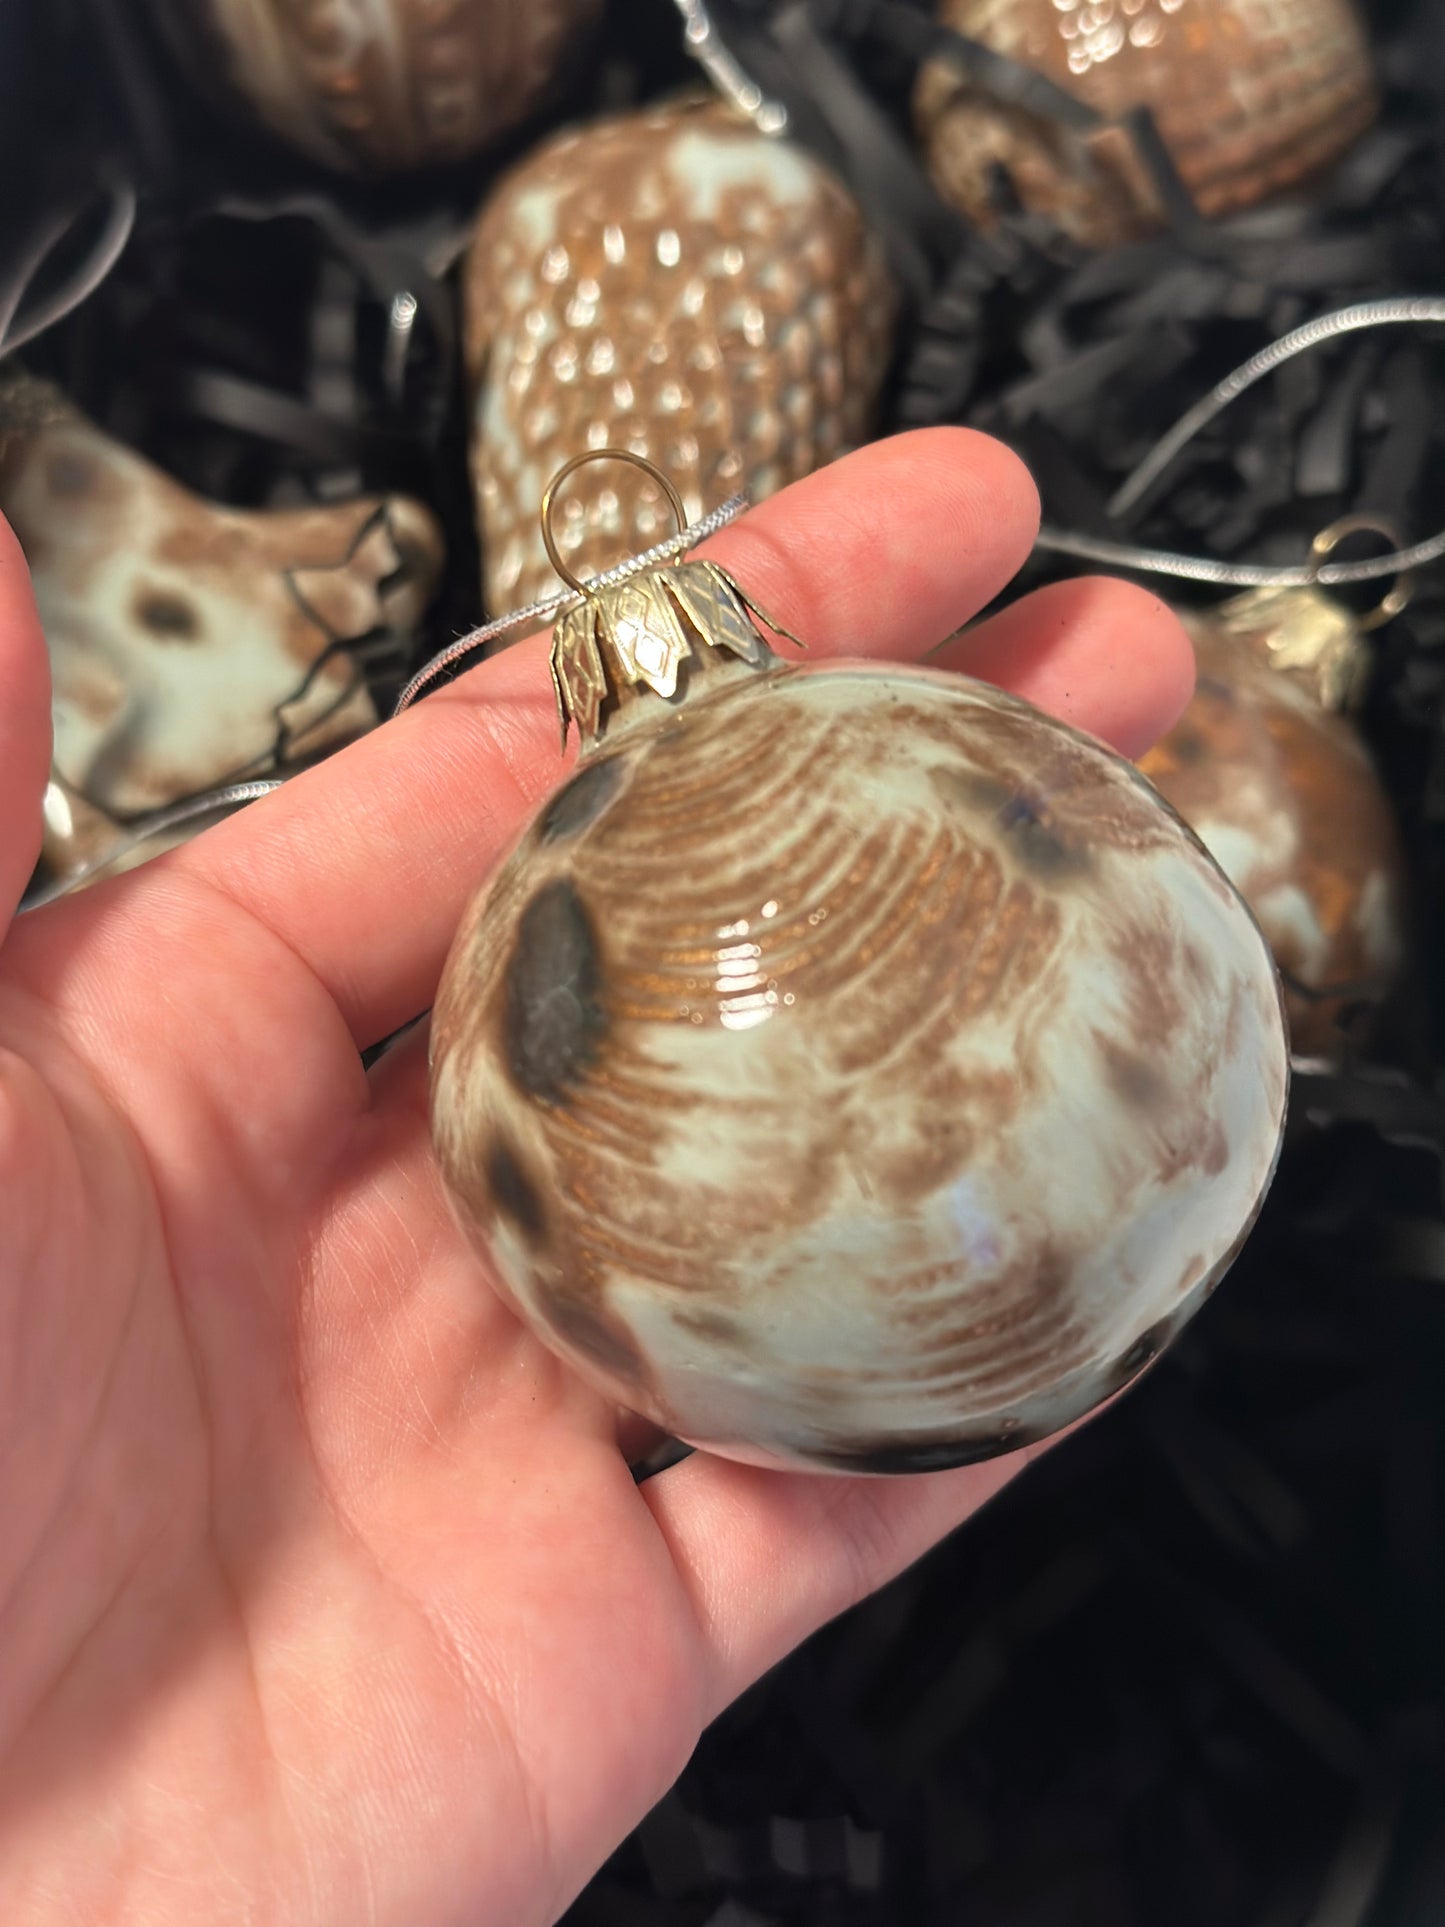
[0,372,442,889]
[465,93,897,611]
[915,0,1378,246]
[142,0,604,175]
[1140,570,1406,1058]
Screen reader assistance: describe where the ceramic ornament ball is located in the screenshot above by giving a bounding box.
[426,455,1290,1475]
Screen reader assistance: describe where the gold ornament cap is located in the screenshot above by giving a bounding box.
[541,449,803,749]
[1211,514,1416,713]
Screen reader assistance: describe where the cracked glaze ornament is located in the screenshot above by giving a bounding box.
[427,453,1289,1475]
[0,375,443,887]
[1140,568,1405,1058]
[465,94,896,611]
[145,0,602,174]
[916,0,1376,247]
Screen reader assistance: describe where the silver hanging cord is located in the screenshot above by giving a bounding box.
[1036,296,1445,589]
[0,182,138,361]
[1110,296,1445,518]
[20,778,284,913]
[673,0,789,135]
[26,298,1445,908]
[392,491,750,714]
[1034,525,1445,590]
[22,494,751,910]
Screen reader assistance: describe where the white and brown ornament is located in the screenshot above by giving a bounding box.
[0,375,443,889]
[464,94,897,612]
[915,0,1377,247]
[145,0,602,173]
[428,466,1289,1473]
[1140,583,1404,1056]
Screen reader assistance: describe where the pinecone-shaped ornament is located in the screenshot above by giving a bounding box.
[465,95,897,611]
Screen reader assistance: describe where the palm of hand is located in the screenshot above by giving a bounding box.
[0,434,1192,1926]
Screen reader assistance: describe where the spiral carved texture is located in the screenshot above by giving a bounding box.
[1140,613,1403,1056]
[917,0,1376,243]
[465,96,897,611]
[431,664,1288,1473]
[148,0,601,172]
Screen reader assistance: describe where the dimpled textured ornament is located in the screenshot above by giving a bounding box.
[426,452,1289,1475]
[145,0,602,173]
[1139,574,1405,1058]
[916,0,1376,247]
[465,94,896,612]
[0,375,443,871]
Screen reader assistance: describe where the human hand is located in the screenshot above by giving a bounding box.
[0,431,1192,1925]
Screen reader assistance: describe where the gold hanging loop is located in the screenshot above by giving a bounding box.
[1308,513,1417,633]
[540,448,689,599]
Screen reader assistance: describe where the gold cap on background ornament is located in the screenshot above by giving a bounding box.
[1139,516,1409,1058]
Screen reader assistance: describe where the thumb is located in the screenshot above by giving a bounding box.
[0,513,51,927]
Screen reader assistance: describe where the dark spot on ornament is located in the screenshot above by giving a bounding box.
[811,1429,1036,1475]
[674,1307,747,1346]
[542,1285,647,1389]
[1097,1034,1167,1111]
[930,767,1088,878]
[133,587,202,642]
[1201,1121,1230,1177]
[1196,675,1235,706]
[1115,1323,1168,1385]
[504,878,607,1102]
[538,755,625,843]
[994,792,1090,877]
[47,451,97,497]
[485,1138,547,1246]
[1172,729,1206,765]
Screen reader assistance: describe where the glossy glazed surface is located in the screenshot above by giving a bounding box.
[147,0,601,172]
[917,0,1376,244]
[0,377,442,861]
[465,96,896,610]
[1140,604,1404,1056]
[431,661,1289,1473]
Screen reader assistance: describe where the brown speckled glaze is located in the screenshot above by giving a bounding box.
[146,0,601,173]
[1140,590,1404,1057]
[916,0,1376,246]
[465,95,897,610]
[431,653,1288,1473]
[0,377,443,871]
